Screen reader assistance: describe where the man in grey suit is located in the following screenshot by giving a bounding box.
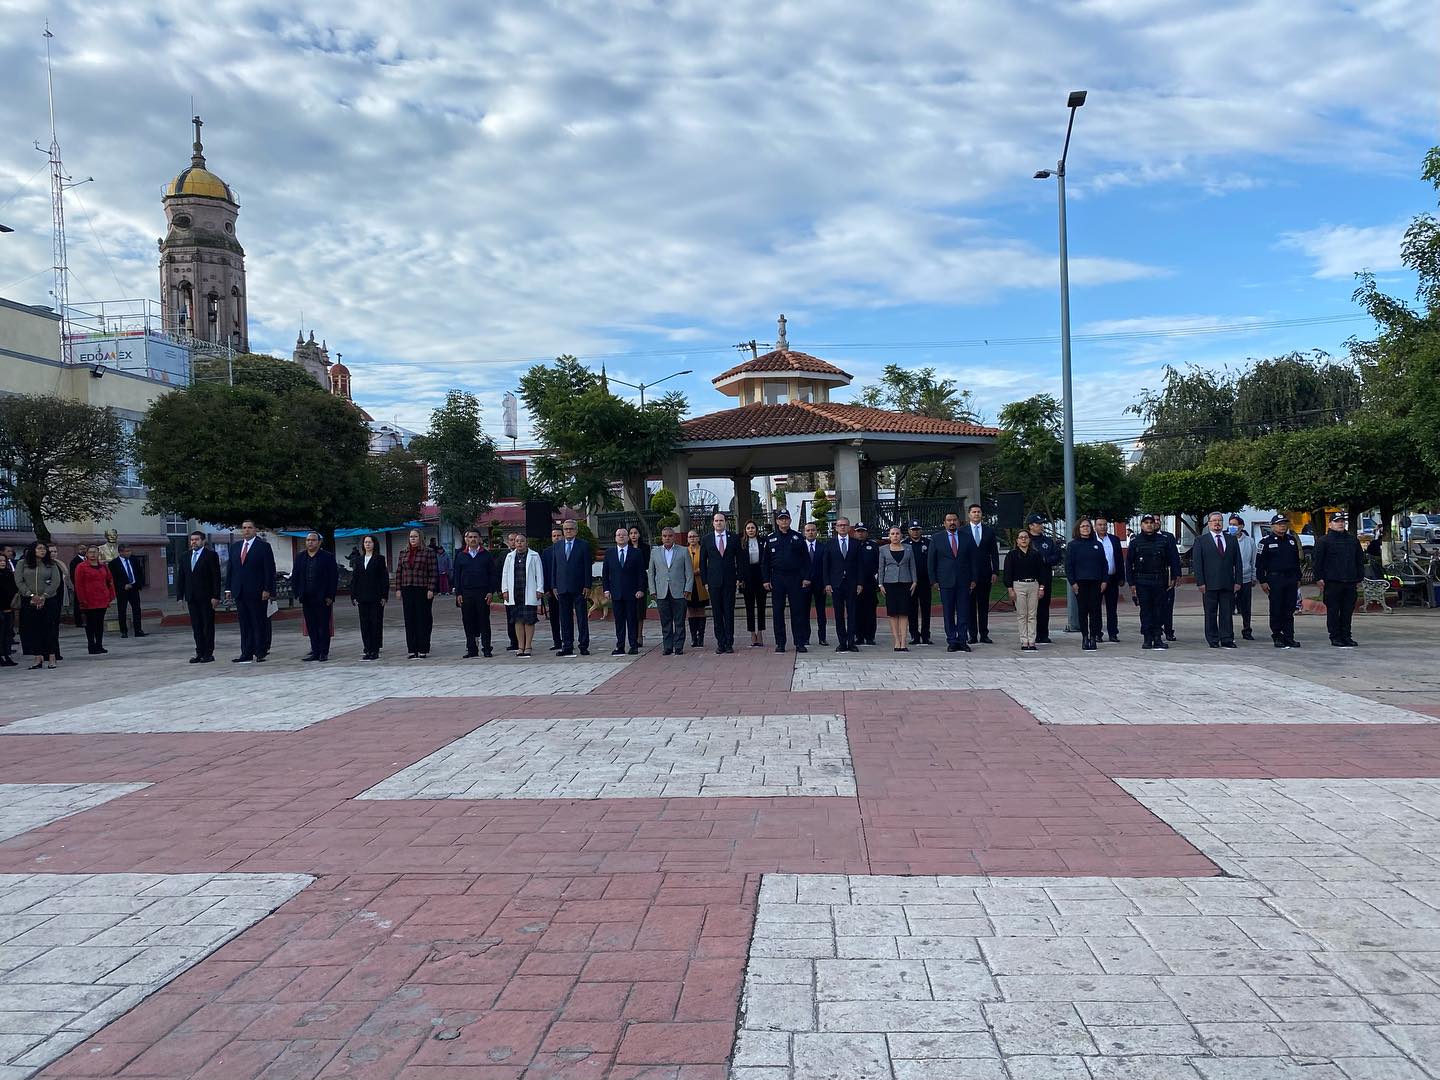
[1192,511,1242,649]
[648,526,695,655]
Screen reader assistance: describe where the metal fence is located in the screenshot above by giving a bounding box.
[860,498,960,532]
[0,503,31,531]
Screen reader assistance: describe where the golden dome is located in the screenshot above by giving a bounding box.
[165,166,234,201]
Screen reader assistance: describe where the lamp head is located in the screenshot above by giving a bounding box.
[1067,90,1088,108]
[1033,170,1053,179]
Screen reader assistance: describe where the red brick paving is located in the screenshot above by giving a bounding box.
[1,646,1435,1078]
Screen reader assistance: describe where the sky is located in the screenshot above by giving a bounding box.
[0,0,1435,448]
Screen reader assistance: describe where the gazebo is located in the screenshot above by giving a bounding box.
[658,318,1000,531]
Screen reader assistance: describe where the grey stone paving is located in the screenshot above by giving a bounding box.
[357,714,855,800]
[0,785,151,845]
[0,871,310,1077]
[0,663,630,735]
[732,779,1440,1079]
[791,657,1433,725]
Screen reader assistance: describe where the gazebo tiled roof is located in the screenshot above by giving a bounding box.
[712,349,853,384]
[681,402,1000,442]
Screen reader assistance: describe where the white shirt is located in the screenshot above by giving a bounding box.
[1098,533,1116,574]
[663,546,674,567]
[363,554,372,568]
[617,545,628,565]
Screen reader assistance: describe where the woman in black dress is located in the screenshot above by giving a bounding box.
[349,534,388,660]
[877,526,917,651]
[740,519,767,647]
[628,525,651,646]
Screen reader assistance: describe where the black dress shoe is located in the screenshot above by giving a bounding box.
[663,648,673,656]
[232,656,253,664]
[946,642,959,652]
[198,656,215,663]
[318,655,329,662]
[579,648,590,656]
[921,637,932,645]
[675,647,684,655]
[818,638,829,646]
[464,650,479,658]
[1107,634,1119,643]
[774,645,785,653]
[1209,642,1220,649]
[1241,629,1255,640]
[717,645,727,654]
[254,655,267,663]
[967,637,978,644]
[557,649,574,657]
[795,645,807,653]
[1036,637,1052,645]
[979,636,994,644]
[189,656,203,664]
[956,642,972,652]
[1221,641,1238,649]
[1287,639,1301,648]
[134,630,148,638]
[847,644,861,652]
[628,646,639,654]
[1165,631,1177,641]
[483,649,494,658]
[612,647,627,656]
[120,632,128,639]
[835,644,848,653]
[1342,639,1359,648]
[1142,641,1153,650]
[302,654,319,662]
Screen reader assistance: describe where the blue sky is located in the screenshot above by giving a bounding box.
[0,0,1432,445]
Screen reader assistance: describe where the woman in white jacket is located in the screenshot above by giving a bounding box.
[502,535,546,657]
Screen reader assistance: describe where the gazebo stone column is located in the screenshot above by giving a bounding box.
[833,443,863,524]
[661,455,690,534]
[733,472,754,523]
[952,449,981,511]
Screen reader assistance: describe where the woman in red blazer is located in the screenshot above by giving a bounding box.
[73,545,117,655]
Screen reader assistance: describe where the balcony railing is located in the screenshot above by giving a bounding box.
[0,503,32,531]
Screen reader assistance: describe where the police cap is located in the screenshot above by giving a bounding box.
[1270,513,1287,524]
[853,522,868,532]
[907,520,923,530]
[1025,513,1046,525]
[774,508,791,520]
[1141,514,1156,523]
[1333,512,1349,522]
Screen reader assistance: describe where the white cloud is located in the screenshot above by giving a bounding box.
[0,0,1433,433]
[1281,223,1407,280]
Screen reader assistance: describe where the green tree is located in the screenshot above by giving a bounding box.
[810,488,832,532]
[1232,350,1364,434]
[364,446,427,527]
[409,390,504,532]
[193,352,330,397]
[136,383,372,540]
[1075,441,1141,521]
[984,395,1065,526]
[1140,468,1249,540]
[1127,365,1237,472]
[0,394,127,544]
[649,487,680,530]
[1350,147,1440,474]
[519,355,685,517]
[857,363,980,499]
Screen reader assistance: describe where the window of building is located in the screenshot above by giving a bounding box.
[500,461,525,499]
[165,513,189,536]
[763,380,789,405]
[793,384,813,403]
[118,418,142,491]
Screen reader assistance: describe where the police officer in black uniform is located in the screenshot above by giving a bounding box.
[1255,513,1303,649]
[765,508,810,653]
[853,523,880,645]
[904,520,932,645]
[1312,511,1365,648]
[1023,515,1062,644]
[1126,514,1180,650]
[1155,519,1180,641]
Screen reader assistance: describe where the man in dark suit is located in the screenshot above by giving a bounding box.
[175,530,221,663]
[962,504,999,644]
[69,545,87,627]
[109,543,148,638]
[928,511,975,652]
[225,519,276,663]
[550,518,592,656]
[540,523,563,650]
[1192,511,1241,649]
[802,520,828,646]
[699,511,741,653]
[1093,515,1126,643]
[822,516,864,651]
[291,531,339,662]
[454,528,500,658]
[602,527,646,654]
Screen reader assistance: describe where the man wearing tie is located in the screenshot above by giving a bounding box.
[603,527,646,654]
[108,543,148,638]
[699,511,741,653]
[822,516,863,652]
[928,511,975,652]
[1192,511,1241,649]
[225,520,276,663]
[802,520,828,647]
[175,530,221,663]
[1093,515,1126,643]
[540,523,564,650]
[551,518,592,657]
[647,525,694,655]
[963,504,999,645]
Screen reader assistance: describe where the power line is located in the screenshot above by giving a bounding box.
[0,161,51,214]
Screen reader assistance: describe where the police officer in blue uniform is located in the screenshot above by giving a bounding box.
[1126,513,1181,650]
[1024,515,1062,644]
[853,523,881,645]
[1255,513,1303,649]
[904,520,932,645]
[765,508,810,653]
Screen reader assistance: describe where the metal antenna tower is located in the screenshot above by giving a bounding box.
[36,22,91,359]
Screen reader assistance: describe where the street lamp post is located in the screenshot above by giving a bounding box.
[605,368,693,406]
[1034,89,1087,633]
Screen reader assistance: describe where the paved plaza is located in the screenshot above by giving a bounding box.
[0,601,1438,1077]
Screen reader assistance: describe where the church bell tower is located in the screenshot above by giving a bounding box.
[158,116,248,351]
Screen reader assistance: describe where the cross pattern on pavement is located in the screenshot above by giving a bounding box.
[357,714,856,801]
[792,657,1434,725]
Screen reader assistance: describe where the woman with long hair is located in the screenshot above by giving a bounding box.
[350,534,388,661]
[1065,518,1108,651]
[740,519,767,647]
[73,545,117,655]
[628,525,650,646]
[16,541,63,669]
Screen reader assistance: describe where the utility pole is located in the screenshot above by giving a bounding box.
[37,22,91,362]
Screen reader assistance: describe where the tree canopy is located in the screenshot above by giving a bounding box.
[0,394,128,544]
[857,364,979,500]
[1140,468,1249,540]
[519,356,685,518]
[193,352,331,397]
[135,383,371,536]
[408,390,504,532]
